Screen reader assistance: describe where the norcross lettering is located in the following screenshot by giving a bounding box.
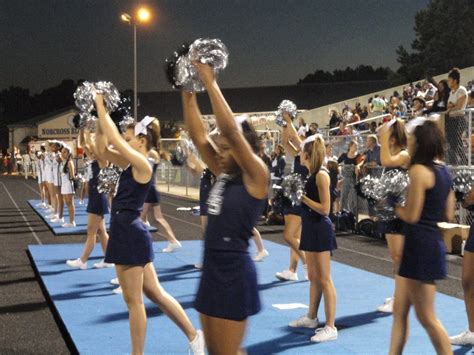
[41,128,80,136]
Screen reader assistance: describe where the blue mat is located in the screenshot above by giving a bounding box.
[27,199,157,236]
[29,240,471,354]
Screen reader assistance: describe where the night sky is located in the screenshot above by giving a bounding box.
[0,0,430,94]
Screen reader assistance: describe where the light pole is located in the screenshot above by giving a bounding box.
[121,8,152,120]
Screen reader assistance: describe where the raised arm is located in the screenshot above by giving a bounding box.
[95,94,151,183]
[181,91,220,175]
[83,129,108,168]
[379,123,410,168]
[194,63,268,198]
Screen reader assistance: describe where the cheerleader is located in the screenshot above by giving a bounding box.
[43,142,55,214]
[59,145,76,227]
[94,94,204,354]
[389,120,454,354]
[34,151,46,208]
[275,112,308,281]
[377,119,410,313]
[67,130,112,270]
[288,134,338,342]
[48,141,64,224]
[449,187,474,346]
[182,63,268,354]
[140,146,182,253]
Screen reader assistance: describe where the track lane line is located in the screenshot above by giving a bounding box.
[1,181,42,245]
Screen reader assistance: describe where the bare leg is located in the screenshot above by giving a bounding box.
[386,234,405,274]
[116,264,146,355]
[252,227,264,253]
[152,205,179,244]
[64,195,75,223]
[389,276,411,354]
[97,219,109,254]
[140,203,151,224]
[411,279,452,354]
[200,216,208,235]
[142,263,196,340]
[80,214,102,262]
[283,214,305,272]
[200,313,246,355]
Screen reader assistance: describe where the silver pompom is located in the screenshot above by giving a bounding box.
[74,81,96,112]
[376,169,410,221]
[97,166,122,194]
[74,81,121,113]
[94,81,121,112]
[119,116,136,133]
[282,173,304,206]
[453,169,474,201]
[275,100,298,127]
[188,38,229,70]
[174,38,229,93]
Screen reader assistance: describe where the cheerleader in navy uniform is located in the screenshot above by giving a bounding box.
[390,120,454,354]
[288,134,338,342]
[275,112,308,281]
[49,141,64,224]
[377,119,410,313]
[182,63,269,354]
[59,145,76,228]
[67,130,112,270]
[140,145,182,253]
[94,94,204,354]
[449,188,474,346]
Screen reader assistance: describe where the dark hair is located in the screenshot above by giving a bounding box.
[390,119,407,148]
[448,67,461,84]
[241,120,260,153]
[125,118,161,151]
[412,97,426,107]
[411,121,445,166]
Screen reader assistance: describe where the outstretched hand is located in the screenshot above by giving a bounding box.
[193,62,216,87]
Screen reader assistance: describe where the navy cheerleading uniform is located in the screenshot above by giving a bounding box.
[104,165,154,265]
[283,155,309,216]
[199,168,216,216]
[398,163,453,281]
[195,174,266,320]
[144,160,161,204]
[377,167,406,236]
[299,169,337,252]
[86,161,109,216]
[466,225,474,253]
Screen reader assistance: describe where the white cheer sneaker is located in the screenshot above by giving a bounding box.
[66,258,87,270]
[311,326,338,343]
[275,270,298,281]
[289,315,319,329]
[449,329,474,345]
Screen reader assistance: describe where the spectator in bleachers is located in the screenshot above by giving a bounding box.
[307,122,320,137]
[270,144,286,181]
[370,94,386,118]
[362,135,381,168]
[369,121,377,134]
[338,140,361,212]
[421,81,438,100]
[258,140,272,170]
[329,109,342,129]
[446,67,469,165]
[325,143,337,161]
[297,117,309,138]
[336,120,350,136]
[447,67,468,112]
[411,97,426,117]
[426,79,450,113]
[361,105,369,120]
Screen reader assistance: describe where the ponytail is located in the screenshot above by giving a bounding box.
[390,118,407,149]
[303,134,326,174]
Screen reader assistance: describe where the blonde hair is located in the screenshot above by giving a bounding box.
[303,134,326,175]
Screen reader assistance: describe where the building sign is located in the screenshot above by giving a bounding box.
[38,111,79,139]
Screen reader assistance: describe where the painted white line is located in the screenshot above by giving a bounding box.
[338,246,461,282]
[1,181,43,245]
[161,212,202,229]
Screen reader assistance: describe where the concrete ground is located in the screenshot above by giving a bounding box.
[0,175,465,353]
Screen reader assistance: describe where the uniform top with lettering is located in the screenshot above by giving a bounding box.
[205,174,266,253]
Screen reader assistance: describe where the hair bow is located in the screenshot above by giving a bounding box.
[134,116,155,136]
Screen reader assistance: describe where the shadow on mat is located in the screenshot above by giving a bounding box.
[258,280,308,291]
[0,301,47,313]
[52,286,116,301]
[453,345,473,354]
[91,301,195,324]
[246,328,315,354]
[335,311,391,330]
